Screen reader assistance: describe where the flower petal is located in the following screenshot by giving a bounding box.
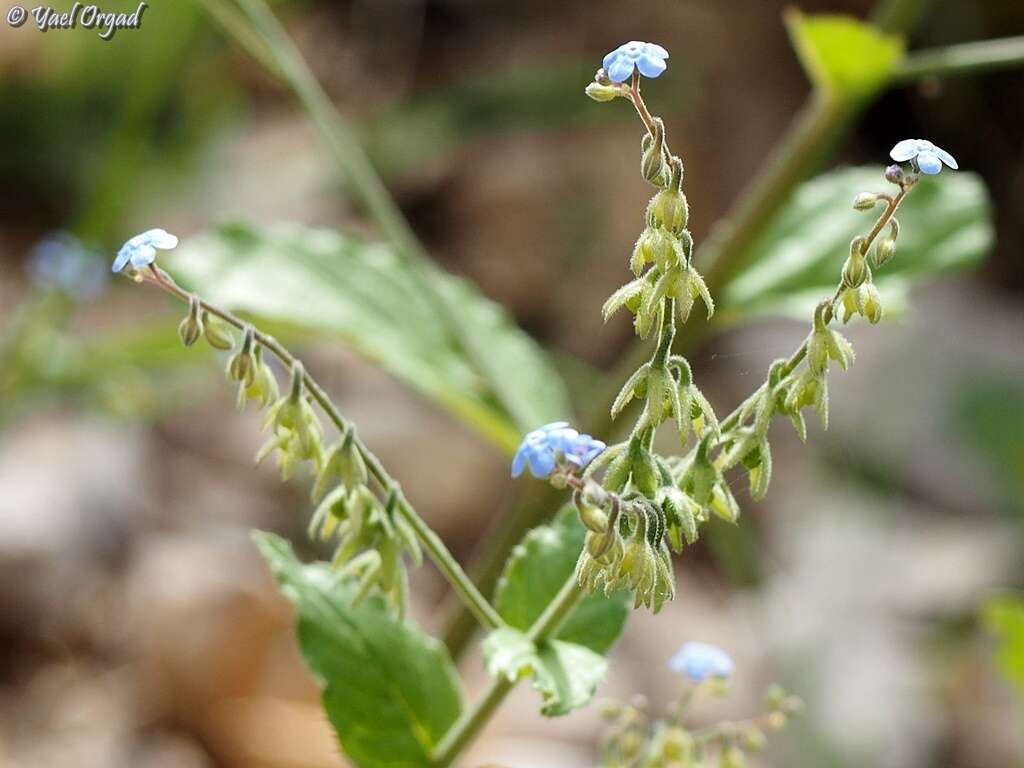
[645,43,669,59]
[606,56,636,83]
[602,48,622,72]
[916,151,942,175]
[527,449,556,478]
[636,53,667,79]
[145,228,179,249]
[511,447,527,478]
[889,139,918,162]
[935,146,958,169]
[111,247,132,273]
[129,243,157,268]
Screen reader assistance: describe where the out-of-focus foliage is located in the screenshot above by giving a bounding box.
[954,379,1024,518]
[785,11,904,100]
[169,223,571,453]
[255,533,463,768]
[984,595,1024,711]
[721,167,993,321]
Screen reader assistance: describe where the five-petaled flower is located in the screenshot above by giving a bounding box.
[669,641,735,681]
[511,422,606,479]
[602,41,669,83]
[112,228,179,273]
[889,139,958,175]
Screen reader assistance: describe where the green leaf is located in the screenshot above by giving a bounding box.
[483,627,608,717]
[253,532,462,768]
[785,11,904,100]
[494,506,629,654]
[168,223,570,454]
[721,167,992,322]
[984,594,1024,707]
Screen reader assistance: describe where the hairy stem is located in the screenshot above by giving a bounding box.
[142,267,504,631]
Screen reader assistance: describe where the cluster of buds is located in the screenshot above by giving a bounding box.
[573,479,676,612]
[603,150,714,338]
[172,296,419,614]
[597,646,801,768]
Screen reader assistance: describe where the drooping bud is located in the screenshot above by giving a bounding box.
[178,294,204,347]
[862,281,883,324]
[646,158,688,235]
[871,219,899,269]
[640,118,668,187]
[630,227,672,276]
[227,325,257,385]
[842,236,868,289]
[202,311,234,350]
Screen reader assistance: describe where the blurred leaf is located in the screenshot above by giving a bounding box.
[494,506,629,654]
[785,11,904,100]
[254,532,462,768]
[953,378,1024,518]
[983,594,1024,707]
[721,167,992,322]
[169,222,570,453]
[483,627,607,717]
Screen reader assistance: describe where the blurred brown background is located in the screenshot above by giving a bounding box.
[1,0,1023,766]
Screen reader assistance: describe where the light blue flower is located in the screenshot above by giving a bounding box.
[28,232,107,301]
[602,41,669,83]
[511,422,606,479]
[889,139,958,175]
[669,641,734,681]
[112,228,179,273]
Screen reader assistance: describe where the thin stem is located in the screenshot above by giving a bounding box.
[432,576,584,766]
[894,35,1024,83]
[142,267,504,631]
[225,0,532,437]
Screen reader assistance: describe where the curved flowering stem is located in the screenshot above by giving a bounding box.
[137,265,504,631]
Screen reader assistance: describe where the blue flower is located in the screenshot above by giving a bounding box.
[112,228,179,273]
[511,422,607,479]
[602,41,669,83]
[889,139,958,175]
[28,232,107,301]
[669,641,734,681]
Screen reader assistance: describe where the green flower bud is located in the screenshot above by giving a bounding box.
[862,281,883,324]
[852,192,879,211]
[648,189,689,236]
[227,326,257,386]
[871,219,899,269]
[680,436,718,506]
[658,486,699,550]
[202,311,234,350]
[631,227,672,276]
[745,439,772,501]
[178,295,204,347]
[585,81,621,102]
[842,237,869,289]
[237,347,280,411]
[640,119,668,187]
[742,727,767,752]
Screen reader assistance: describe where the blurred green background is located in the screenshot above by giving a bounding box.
[0,1,1022,766]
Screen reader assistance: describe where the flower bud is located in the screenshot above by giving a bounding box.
[594,67,612,86]
[585,81,620,102]
[862,282,883,324]
[178,295,204,347]
[872,237,896,269]
[852,192,879,211]
[842,237,868,288]
[227,325,257,385]
[721,745,746,768]
[648,189,689,236]
[631,227,671,276]
[884,163,904,185]
[640,119,668,187]
[203,311,234,350]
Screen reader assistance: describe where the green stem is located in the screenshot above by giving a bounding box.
[431,578,584,766]
[894,35,1024,83]
[143,268,504,631]
[219,0,534,435]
